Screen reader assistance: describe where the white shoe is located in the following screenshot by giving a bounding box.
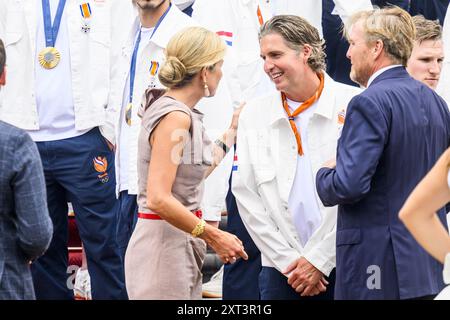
[74,269,92,300]
[202,266,223,298]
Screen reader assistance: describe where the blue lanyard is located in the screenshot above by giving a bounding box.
[42,0,67,48]
[129,2,172,104]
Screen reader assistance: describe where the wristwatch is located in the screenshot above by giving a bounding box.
[215,139,230,154]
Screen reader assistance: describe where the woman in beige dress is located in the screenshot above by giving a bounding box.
[124,26,248,299]
[400,147,450,299]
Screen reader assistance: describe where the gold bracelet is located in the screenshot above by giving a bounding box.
[191,219,206,237]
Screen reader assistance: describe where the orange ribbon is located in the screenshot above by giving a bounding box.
[257,5,264,26]
[281,73,325,156]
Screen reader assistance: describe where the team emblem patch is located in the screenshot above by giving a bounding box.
[93,156,109,183]
[338,109,346,125]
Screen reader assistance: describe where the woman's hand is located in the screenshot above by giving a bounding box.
[202,227,248,264]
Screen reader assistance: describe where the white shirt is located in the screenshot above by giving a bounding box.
[32,0,88,141]
[118,26,154,193]
[447,169,450,188]
[286,98,322,246]
[367,65,403,88]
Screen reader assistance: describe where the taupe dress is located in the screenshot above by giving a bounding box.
[124,90,213,300]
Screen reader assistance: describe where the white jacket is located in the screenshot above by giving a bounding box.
[232,74,360,276]
[111,5,195,196]
[0,0,133,143]
[191,0,372,222]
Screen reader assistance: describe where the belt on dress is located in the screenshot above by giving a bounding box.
[137,209,203,220]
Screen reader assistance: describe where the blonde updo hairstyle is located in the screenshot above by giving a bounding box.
[159,26,226,89]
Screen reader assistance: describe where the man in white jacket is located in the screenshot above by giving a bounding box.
[193,0,372,299]
[0,0,133,299]
[232,15,360,299]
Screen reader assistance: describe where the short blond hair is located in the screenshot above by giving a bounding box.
[259,15,326,72]
[346,6,415,66]
[159,26,226,89]
[412,15,442,43]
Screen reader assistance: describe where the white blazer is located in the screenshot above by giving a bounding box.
[0,0,133,143]
[191,0,372,222]
[232,74,361,276]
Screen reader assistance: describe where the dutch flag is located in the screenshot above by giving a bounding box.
[232,153,238,172]
[216,31,233,47]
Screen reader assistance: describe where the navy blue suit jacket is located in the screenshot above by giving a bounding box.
[0,121,53,299]
[371,1,410,10]
[316,67,450,299]
[409,0,450,25]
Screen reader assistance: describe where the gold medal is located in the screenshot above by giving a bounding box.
[38,47,61,69]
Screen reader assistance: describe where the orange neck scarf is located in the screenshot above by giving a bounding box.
[281,73,325,156]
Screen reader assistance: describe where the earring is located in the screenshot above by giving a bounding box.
[204,82,210,97]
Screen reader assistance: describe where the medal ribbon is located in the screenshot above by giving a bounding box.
[80,3,91,18]
[281,73,324,156]
[42,0,67,48]
[129,2,172,105]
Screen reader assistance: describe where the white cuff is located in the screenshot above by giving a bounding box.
[443,252,450,285]
[201,206,223,222]
[303,248,335,277]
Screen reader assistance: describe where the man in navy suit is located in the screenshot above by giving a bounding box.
[316,7,450,299]
[0,39,53,299]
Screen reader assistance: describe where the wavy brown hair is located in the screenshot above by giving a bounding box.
[259,15,326,73]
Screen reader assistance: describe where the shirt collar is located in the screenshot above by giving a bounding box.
[367,64,402,88]
[127,4,191,50]
[269,72,336,125]
[149,4,180,48]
